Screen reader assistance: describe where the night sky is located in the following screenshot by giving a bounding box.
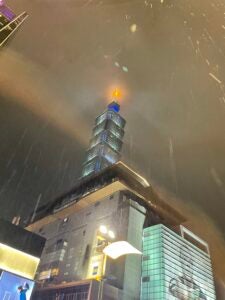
[0,0,225,293]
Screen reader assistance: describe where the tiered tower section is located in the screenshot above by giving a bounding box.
[82,100,126,178]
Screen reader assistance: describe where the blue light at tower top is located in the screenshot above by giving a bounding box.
[108,101,120,113]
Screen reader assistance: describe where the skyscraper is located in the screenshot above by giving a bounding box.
[81,98,126,178]
[26,98,185,299]
[22,91,218,299]
[141,224,216,300]
[0,0,28,47]
[27,160,185,300]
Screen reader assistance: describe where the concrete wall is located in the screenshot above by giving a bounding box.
[35,191,146,299]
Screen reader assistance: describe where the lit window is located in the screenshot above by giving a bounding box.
[92,266,98,275]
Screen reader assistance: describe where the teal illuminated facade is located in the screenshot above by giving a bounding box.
[141,224,216,300]
[81,101,126,178]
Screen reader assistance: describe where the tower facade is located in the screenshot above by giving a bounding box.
[27,159,184,300]
[31,191,146,300]
[141,224,216,300]
[81,100,126,178]
[0,1,28,47]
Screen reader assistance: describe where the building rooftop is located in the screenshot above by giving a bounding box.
[26,161,185,232]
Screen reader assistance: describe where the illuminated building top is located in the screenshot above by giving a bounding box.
[81,92,126,178]
[0,1,16,21]
[107,101,120,113]
[0,1,28,47]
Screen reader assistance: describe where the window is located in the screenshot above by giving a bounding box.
[143,255,150,261]
[92,266,98,275]
[142,276,150,282]
[143,231,151,237]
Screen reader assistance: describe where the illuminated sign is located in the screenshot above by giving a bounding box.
[0,270,34,300]
[87,254,104,279]
[38,269,51,281]
[0,243,40,280]
[168,245,207,299]
[141,225,216,300]
[38,268,59,280]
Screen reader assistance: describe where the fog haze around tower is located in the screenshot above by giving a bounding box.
[0,0,225,294]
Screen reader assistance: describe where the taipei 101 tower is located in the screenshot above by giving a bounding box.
[27,89,189,300]
[81,90,126,178]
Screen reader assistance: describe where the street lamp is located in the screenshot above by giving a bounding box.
[103,241,142,259]
[99,225,115,240]
[96,225,116,300]
[96,225,142,300]
[99,225,108,235]
[108,230,115,239]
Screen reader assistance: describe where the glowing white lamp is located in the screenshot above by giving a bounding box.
[99,225,107,234]
[103,241,142,259]
[108,230,115,239]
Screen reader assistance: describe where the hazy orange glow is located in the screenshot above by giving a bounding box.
[112,88,121,100]
[105,85,129,105]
